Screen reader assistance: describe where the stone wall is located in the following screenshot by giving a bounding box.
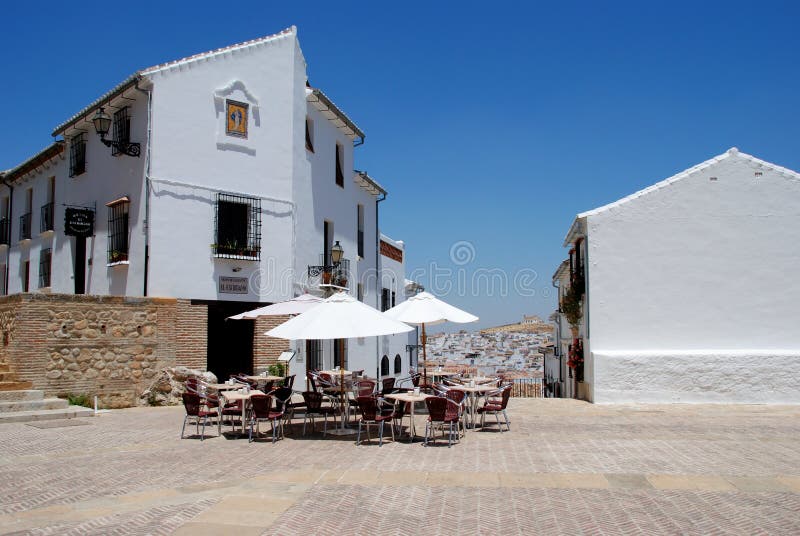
[0,294,208,408]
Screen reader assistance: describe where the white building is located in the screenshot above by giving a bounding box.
[0,26,414,382]
[555,148,800,404]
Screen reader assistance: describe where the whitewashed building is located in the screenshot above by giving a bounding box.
[0,26,414,382]
[555,148,800,404]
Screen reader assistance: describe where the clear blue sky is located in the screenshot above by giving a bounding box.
[2,1,798,329]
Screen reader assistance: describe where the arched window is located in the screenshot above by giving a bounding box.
[394,354,402,374]
[380,355,389,377]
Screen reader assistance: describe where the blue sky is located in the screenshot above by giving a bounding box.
[2,1,798,329]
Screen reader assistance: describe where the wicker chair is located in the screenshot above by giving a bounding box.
[424,396,460,447]
[181,392,216,441]
[248,394,284,443]
[477,386,512,432]
[355,396,395,446]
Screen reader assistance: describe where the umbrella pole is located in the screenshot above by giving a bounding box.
[422,323,427,388]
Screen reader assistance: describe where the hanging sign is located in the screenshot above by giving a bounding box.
[64,208,94,237]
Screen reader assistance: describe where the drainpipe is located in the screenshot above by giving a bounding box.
[0,178,12,294]
[375,190,386,380]
[135,80,152,296]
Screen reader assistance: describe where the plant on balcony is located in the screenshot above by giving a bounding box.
[108,250,128,263]
[212,240,259,258]
[567,338,584,381]
[560,280,583,336]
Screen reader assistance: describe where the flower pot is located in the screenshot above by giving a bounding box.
[322,272,332,284]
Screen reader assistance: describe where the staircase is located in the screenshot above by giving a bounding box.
[0,363,93,423]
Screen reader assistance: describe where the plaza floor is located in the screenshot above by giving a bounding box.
[0,399,799,535]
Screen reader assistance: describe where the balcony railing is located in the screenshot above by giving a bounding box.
[0,218,9,245]
[19,213,31,241]
[40,202,54,233]
[308,255,351,288]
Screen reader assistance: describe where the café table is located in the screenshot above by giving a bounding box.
[384,392,431,443]
[220,389,265,436]
[205,383,242,391]
[447,384,497,428]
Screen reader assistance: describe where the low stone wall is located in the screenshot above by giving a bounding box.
[0,294,208,408]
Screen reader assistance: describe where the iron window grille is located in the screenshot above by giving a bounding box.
[306,340,323,371]
[107,201,129,263]
[333,338,348,369]
[69,133,86,177]
[38,248,51,288]
[335,144,344,187]
[0,219,9,245]
[19,212,31,241]
[40,202,54,233]
[214,193,261,260]
[381,288,390,312]
[357,204,364,258]
[112,107,131,157]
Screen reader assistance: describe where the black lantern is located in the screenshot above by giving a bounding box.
[92,108,112,138]
[91,106,140,157]
[331,241,344,265]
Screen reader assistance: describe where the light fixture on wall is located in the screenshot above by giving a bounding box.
[91,107,141,157]
[232,266,242,273]
[330,241,344,265]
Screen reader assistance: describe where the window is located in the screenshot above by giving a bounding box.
[225,100,248,138]
[69,133,86,177]
[357,204,364,258]
[38,248,51,288]
[394,354,402,374]
[41,177,54,233]
[306,339,323,371]
[357,282,363,302]
[333,338,347,369]
[305,117,314,152]
[381,288,391,312]
[22,260,29,292]
[0,197,9,245]
[335,143,344,188]
[214,193,261,259]
[391,290,396,308]
[112,107,131,157]
[19,189,32,241]
[380,355,389,377]
[107,198,129,263]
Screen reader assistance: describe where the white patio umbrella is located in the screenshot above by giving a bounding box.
[227,293,323,320]
[383,292,478,385]
[266,292,413,434]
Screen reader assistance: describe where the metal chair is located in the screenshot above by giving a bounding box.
[355,396,395,446]
[301,391,337,436]
[248,394,284,443]
[477,385,512,432]
[424,396,460,447]
[181,392,216,441]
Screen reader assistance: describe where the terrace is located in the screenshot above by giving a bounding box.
[0,399,798,534]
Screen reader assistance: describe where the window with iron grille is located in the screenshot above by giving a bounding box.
[306,339,323,371]
[112,107,131,157]
[214,193,261,259]
[357,282,363,302]
[69,133,86,177]
[357,204,364,258]
[335,144,344,187]
[38,248,51,288]
[391,291,396,308]
[107,201,129,263]
[381,288,391,312]
[333,338,348,369]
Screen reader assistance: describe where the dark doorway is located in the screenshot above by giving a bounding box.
[203,300,262,382]
[74,237,86,294]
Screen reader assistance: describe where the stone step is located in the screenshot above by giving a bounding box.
[0,381,33,391]
[0,390,44,402]
[0,406,94,424]
[0,398,70,413]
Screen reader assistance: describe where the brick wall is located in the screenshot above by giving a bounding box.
[0,294,210,408]
[253,315,290,373]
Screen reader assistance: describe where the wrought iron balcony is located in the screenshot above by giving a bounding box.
[40,202,54,233]
[19,213,31,241]
[308,255,350,288]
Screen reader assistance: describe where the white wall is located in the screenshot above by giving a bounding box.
[586,152,800,403]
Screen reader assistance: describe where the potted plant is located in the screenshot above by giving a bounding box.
[109,250,127,263]
[321,271,332,284]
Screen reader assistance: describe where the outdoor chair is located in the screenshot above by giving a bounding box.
[271,386,297,433]
[424,396,460,447]
[301,391,337,436]
[306,371,319,393]
[205,391,243,434]
[248,394,284,443]
[380,377,397,396]
[283,375,296,389]
[355,396,395,446]
[348,379,377,419]
[181,392,216,441]
[477,385,512,432]
[445,389,468,438]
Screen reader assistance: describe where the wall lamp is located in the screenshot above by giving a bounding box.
[92,107,141,157]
